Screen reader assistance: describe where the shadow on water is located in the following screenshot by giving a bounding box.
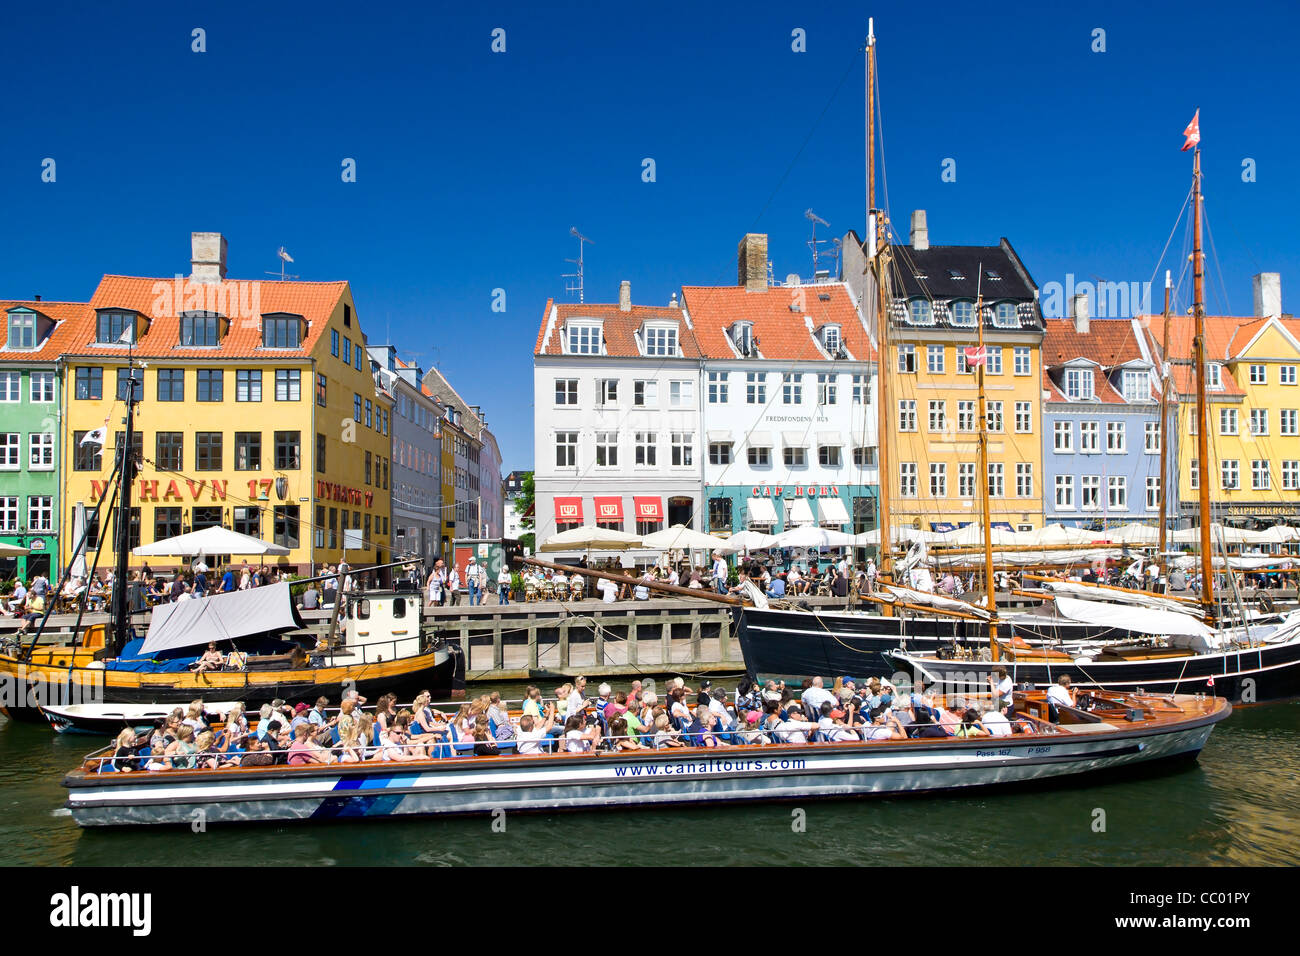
[3,698,1298,867]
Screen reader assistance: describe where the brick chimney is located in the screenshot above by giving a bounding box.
[619,280,631,312]
[1253,272,1281,318]
[910,210,929,251]
[190,232,228,284]
[1069,291,1090,334]
[737,233,768,292]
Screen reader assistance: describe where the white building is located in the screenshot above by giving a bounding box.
[684,234,880,535]
[532,282,704,547]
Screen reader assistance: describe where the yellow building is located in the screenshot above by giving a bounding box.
[882,235,1046,532]
[59,233,391,578]
[1157,311,1300,524]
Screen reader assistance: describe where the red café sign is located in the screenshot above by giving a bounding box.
[750,485,840,498]
[317,480,374,509]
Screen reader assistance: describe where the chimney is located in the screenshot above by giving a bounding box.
[737,233,769,292]
[910,210,929,251]
[669,291,678,308]
[190,232,228,284]
[1069,291,1090,334]
[33,294,41,302]
[1253,272,1281,318]
[619,280,631,312]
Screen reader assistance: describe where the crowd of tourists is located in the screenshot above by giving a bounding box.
[99,667,1081,773]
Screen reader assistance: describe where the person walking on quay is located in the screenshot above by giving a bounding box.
[712,551,729,596]
[497,565,511,605]
[447,564,461,606]
[426,564,443,608]
[466,556,482,606]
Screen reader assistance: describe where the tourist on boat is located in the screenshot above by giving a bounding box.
[1046,675,1077,710]
[563,713,600,752]
[181,701,209,735]
[952,708,988,738]
[162,724,199,769]
[801,676,836,715]
[652,713,685,748]
[988,667,1013,708]
[981,700,1013,736]
[566,677,589,721]
[515,707,558,755]
[223,704,249,740]
[521,686,544,719]
[190,642,225,673]
[374,693,399,734]
[608,716,647,750]
[764,707,818,744]
[376,718,421,762]
[287,724,336,765]
[863,708,910,741]
[109,728,144,772]
[238,736,275,767]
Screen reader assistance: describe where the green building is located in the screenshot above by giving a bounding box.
[1,301,82,583]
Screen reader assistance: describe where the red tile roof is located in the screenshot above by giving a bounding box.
[58,275,350,359]
[0,301,91,362]
[1142,314,1300,364]
[535,301,699,358]
[681,282,875,361]
[1041,317,1153,403]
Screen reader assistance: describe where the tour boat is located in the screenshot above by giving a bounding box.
[62,688,1230,827]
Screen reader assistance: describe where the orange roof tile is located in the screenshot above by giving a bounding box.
[1143,314,1300,364]
[1041,318,1145,368]
[0,300,91,362]
[681,282,875,361]
[536,302,699,358]
[59,275,350,360]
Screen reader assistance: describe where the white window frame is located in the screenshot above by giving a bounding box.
[1080,475,1100,511]
[898,399,917,432]
[900,462,918,497]
[1055,475,1075,510]
[1107,476,1127,510]
[1053,421,1073,452]
[926,345,945,374]
[1106,421,1126,454]
[929,462,946,498]
[1015,401,1032,433]
[1079,421,1099,453]
[28,432,54,470]
[1013,347,1031,376]
[958,462,976,498]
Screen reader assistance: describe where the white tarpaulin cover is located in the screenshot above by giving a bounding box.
[817,496,851,525]
[883,585,991,619]
[1043,580,1204,617]
[718,529,779,553]
[1053,595,1213,639]
[769,525,855,549]
[140,582,304,654]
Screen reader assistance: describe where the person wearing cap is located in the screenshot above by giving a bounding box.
[864,708,908,741]
[711,551,729,596]
[981,699,1013,736]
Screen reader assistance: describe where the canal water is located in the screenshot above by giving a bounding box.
[2,681,1297,867]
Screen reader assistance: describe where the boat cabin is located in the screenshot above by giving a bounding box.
[342,591,422,663]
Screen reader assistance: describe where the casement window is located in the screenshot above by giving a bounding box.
[707,372,728,404]
[1053,421,1073,452]
[899,462,918,497]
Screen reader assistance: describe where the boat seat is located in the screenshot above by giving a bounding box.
[1055,721,1121,734]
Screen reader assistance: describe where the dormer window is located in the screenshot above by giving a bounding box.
[950,300,975,327]
[261,312,303,349]
[96,310,139,345]
[731,322,755,356]
[643,324,678,357]
[947,268,966,280]
[1121,369,1147,402]
[907,299,934,326]
[820,324,842,355]
[565,322,602,355]
[1208,363,1222,389]
[179,311,224,347]
[985,269,1003,281]
[6,308,39,350]
[993,302,1019,329]
[1065,367,1094,401]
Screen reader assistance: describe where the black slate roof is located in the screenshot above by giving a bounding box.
[892,240,1037,302]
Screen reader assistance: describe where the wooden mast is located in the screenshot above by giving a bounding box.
[1157,271,1172,558]
[1191,146,1215,619]
[867,20,893,583]
[975,281,999,659]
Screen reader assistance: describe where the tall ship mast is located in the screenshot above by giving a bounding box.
[867,19,893,581]
[1187,113,1216,620]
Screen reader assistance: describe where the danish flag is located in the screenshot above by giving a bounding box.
[963,346,987,367]
[1181,110,1200,152]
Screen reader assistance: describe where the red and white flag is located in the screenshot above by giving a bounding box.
[963,345,987,367]
[1181,109,1200,151]
[1207,674,1215,688]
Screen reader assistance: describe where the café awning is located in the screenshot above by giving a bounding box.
[593,496,623,523]
[632,496,663,521]
[747,497,779,526]
[817,496,850,525]
[554,496,584,524]
[781,431,808,448]
[787,498,816,527]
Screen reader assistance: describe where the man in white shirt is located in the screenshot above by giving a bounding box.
[596,577,617,603]
[1046,675,1077,710]
[712,552,728,595]
[801,676,836,714]
[981,701,1012,736]
[988,666,1014,708]
[514,708,557,755]
[768,713,819,744]
[446,566,461,606]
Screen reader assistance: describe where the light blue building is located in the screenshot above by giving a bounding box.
[1041,314,1162,529]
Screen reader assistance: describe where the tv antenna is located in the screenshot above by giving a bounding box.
[563,227,593,303]
[265,247,299,282]
[805,209,830,280]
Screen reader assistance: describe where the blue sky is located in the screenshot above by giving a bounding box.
[2,0,1298,470]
